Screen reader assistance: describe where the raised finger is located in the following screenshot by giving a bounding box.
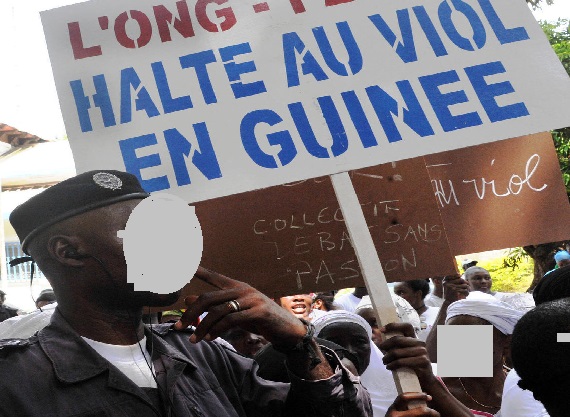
[382,346,429,364]
[193,266,242,290]
[196,294,270,343]
[392,395,438,417]
[443,275,460,282]
[174,288,244,330]
[383,356,432,372]
[404,408,440,417]
[448,284,469,291]
[399,392,432,402]
[378,335,424,351]
[382,322,416,338]
[195,310,255,343]
[392,392,432,411]
[191,299,248,342]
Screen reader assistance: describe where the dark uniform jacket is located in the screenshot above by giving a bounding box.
[0,309,372,417]
[0,305,18,323]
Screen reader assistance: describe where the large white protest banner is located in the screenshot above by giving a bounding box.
[41,0,570,203]
[43,0,570,401]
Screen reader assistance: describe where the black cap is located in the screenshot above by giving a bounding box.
[36,289,56,303]
[462,259,478,270]
[10,170,149,254]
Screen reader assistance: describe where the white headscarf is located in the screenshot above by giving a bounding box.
[355,294,422,335]
[312,310,372,338]
[445,291,525,335]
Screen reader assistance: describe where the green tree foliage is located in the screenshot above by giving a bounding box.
[459,255,535,293]
[504,17,570,291]
[541,19,570,195]
[553,128,570,194]
[477,257,535,293]
[541,19,570,74]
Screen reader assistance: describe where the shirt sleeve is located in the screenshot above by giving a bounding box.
[235,344,372,417]
[501,370,549,417]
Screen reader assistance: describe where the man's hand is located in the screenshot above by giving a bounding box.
[385,393,440,417]
[382,319,475,417]
[174,267,307,350]
[442,275,469,303]
[378,322,435,384]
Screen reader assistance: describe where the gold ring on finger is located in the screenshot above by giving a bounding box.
[226,299,241,313]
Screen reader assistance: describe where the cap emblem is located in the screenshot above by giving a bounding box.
[93,172,122,190]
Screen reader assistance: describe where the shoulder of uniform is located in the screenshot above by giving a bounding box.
[0,335,38,356]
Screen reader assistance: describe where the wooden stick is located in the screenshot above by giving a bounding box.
[330,171,425,409]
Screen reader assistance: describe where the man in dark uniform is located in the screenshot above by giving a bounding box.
[0,170,371,417]
[0,290,18,322]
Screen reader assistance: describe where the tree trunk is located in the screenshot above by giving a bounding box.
[524,242,569,292]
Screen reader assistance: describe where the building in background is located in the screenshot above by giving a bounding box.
[0,124,75,311]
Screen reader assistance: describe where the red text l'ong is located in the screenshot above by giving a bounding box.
[68,0,355,60]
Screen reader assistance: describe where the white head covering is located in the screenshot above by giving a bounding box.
[308,308,328,320]
[497,292,535,312]
[312,310,372,339]
[355,294,422,335]
[445,291,525,335]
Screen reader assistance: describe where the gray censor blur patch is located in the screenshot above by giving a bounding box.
[437,325,493,377]
[557,333,570,342]
[117,192,203,294]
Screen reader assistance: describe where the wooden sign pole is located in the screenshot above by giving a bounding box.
[330,171,425,409]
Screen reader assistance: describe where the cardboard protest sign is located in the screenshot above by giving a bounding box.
[426,132,570,254]
[42,0,570,402]
[42,0,570,203]
[187,158,456,298]
[164,131,569,303]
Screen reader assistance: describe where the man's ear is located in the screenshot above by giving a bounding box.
[47,235,88,267]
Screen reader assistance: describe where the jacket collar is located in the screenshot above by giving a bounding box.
[39,308,196,384]
[143,323,198,369]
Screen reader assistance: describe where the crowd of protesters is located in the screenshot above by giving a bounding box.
[0,170,568,417]
[267,257,568,417]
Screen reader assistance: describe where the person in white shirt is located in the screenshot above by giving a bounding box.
[502,368,548,417]
[464,266,502,297]
[278,294,327,321]
[511,298,570,417]
[441,292,525,417]
[278,294,313,319]
[501,265,570,417]
[465,266,535,311]
[393,279,439,341]
[0,302,57,339]
[334,287,367,312]
[424,276,444,308]
[355,295,422,343]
